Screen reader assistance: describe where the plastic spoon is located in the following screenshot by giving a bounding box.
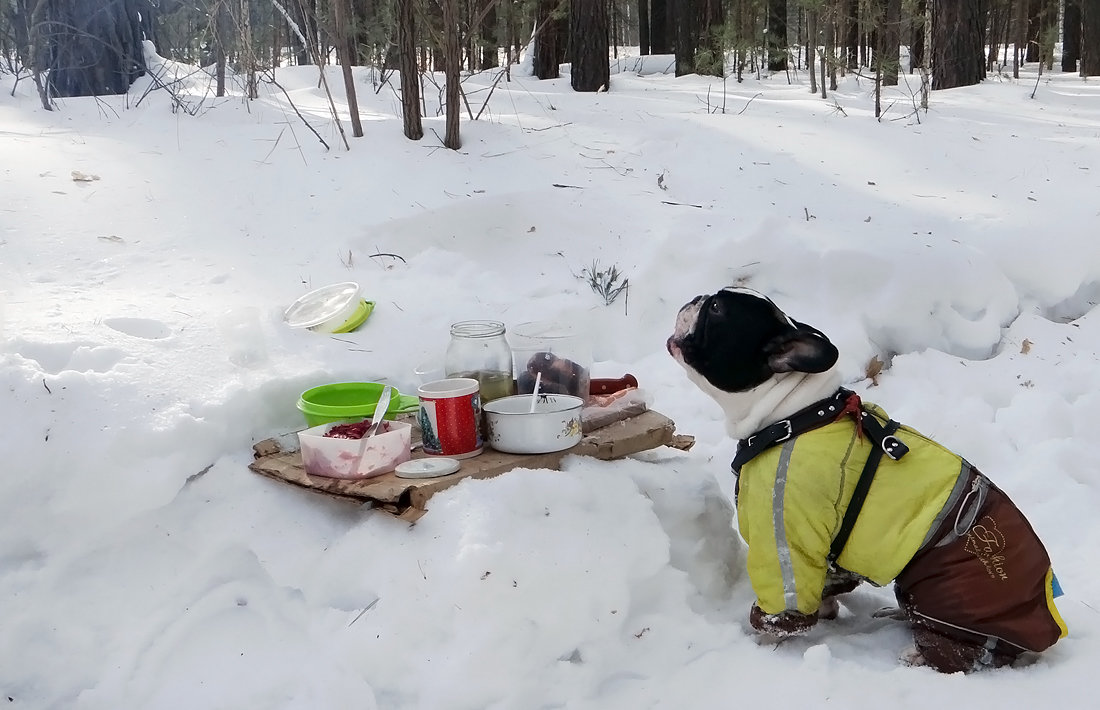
[365,385,393,438]
[528,371,542,414]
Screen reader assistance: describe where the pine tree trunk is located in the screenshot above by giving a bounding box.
[650,0,670,53]
[910,0,927,70]
[39,0,147,98]
[638,0,651,54]
[807,8,818,94]
[240,0,257,98]
[672,0,698,76]
[702,0,724,77]
[292,0,311,64]
[533,0,563,79]
[481,4,499,69]
[570,0,610,91]
[1063,0,1081,72]
[333,0,363,137]
[881,0,900,85]
[442,0,461,149]
[215,0,228,96]
[932,0,985,90]
[1025,0,1042,62]
[844,0,858,69]
[397,0,422,140]
[767,0,788,72]
[1083,0,1100,76]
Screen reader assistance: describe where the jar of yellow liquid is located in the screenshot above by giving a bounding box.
[445,320,516,403]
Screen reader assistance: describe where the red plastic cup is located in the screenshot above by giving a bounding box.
[416,378,483,458]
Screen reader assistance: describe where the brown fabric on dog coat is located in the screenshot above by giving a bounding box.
[894,466,1065,672]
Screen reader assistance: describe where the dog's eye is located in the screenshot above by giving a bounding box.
[708,300,722,315]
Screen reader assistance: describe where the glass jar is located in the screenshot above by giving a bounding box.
[511,321,592,401]
[445,320,516,403]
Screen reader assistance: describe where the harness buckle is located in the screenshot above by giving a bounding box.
[746,420,791,449]
[881,435,905,460]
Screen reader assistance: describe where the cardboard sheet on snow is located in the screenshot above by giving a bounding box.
[250,409,692,521]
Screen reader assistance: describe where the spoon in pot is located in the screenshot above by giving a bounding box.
[528,371,542,414]
[366,385,393,438]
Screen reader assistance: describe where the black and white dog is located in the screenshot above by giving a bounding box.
[667,287,1066,673]
[667,287,841,440]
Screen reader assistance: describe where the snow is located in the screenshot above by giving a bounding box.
[2,49,1100,708]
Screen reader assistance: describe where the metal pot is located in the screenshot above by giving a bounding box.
[482,394,584,454]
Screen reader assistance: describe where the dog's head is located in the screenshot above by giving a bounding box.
[667,288,840,435]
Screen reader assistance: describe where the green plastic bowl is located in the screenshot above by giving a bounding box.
[297,382,420,427]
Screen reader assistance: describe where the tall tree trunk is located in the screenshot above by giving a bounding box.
[701,0,724,77]
[1083,0,1100,76]
[570,0,610,90]
[650,0,669,53]
[932,0,985,89]
[1025,0,1042,62]
[1063,0,1081,72]
[880,0,899,85]
[481,4,499,69]
[823,1,835,96]
[333,0,363,137]
[39,0,147,98]
[1013,0,1026,77]
[986,1,1006,71]
[807,7,818,94]
[215,0,229,96]
[240,0,257,98]
[292,0,311,64]
[844,0,858,69]
[767,0,787,71]
[910,0,927,70]
[397,0,422,139]
[533,0,564,79]
[442,0,461,149]
[672,0,697,76]
[638,0,651,54]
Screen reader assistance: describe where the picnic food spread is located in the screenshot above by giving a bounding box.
[263,285,690,518]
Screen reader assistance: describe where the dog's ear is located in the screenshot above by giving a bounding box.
[764,324,838,374]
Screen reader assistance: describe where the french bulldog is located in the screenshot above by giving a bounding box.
[667,287,1066,673]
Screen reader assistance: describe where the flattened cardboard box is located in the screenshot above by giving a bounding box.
[250,410,690,521]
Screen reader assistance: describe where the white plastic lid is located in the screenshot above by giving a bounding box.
[284,282,360,329]
[394,458,461,479]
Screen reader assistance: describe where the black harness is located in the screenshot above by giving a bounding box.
[731,388,911,565]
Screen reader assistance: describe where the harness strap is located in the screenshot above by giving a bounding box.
[731,389,851,474]
[827,417,901,565]
[731,388,910,475]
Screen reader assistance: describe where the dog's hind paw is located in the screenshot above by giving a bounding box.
[899,646,927,667]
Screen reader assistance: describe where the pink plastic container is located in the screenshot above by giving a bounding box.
[298,420,412,479]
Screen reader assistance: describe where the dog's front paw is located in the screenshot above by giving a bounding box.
[816,596,841,621]
[749,604,818,638]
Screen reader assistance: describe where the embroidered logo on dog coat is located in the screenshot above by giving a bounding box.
[965,516,1009,581]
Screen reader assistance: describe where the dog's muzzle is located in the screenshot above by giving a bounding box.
[667,295,706,360]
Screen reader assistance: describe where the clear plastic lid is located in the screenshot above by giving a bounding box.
[284,282,360,329]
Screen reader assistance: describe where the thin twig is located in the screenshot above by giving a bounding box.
[368,252,407,263]
[737,92,763,116]
[263,73,331,150]
[347,597,380,627]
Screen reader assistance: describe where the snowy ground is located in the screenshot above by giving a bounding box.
[2,49,1100,708]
